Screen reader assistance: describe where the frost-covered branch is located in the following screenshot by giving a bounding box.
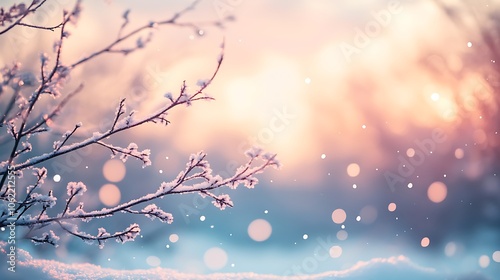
[0,0,275,249]
[1,148,279,248]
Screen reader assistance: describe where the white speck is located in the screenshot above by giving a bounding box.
[200,216,206,222]
[408,183,413,189]
[85,166,88,169]
[303,234,308,240]
[341,225,345,229]
[431,93,440,101]
[362,125,366,129]
[159,170,163,174]
[165,156,169,160]
[353,184,357,189]
[210,225,214,228]
[264,210,268,214]
[321,154,326,159]
[0,227,4,231]
[197,29,205,36]
[305,77,311,84]
[467,42,472,48]
[231,263,235,267]
[166,244,170,248]
[108,258,111,261]
[189,35,194,40]
[53,174,61,182]
[443,174,446,177]
[356,216,361,222]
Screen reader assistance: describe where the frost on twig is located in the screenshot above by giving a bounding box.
[0,0,276,249]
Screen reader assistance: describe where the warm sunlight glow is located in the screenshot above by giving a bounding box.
[248,219,272,242]
[99,184,121,207]
[102,159,126,182]
[427,181,447,203]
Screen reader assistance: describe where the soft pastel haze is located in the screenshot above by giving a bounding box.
[0,0,499,279]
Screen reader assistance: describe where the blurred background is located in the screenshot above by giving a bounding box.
[1,0,499,278]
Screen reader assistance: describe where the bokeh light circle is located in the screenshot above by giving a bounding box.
[248,219,272,242]
[204,247,228,270]
[99,184,121,207]
[102,159,126,182]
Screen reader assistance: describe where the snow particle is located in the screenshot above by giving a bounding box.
[248,219,272,242]
[332,209,347,224]
[305,77,311,84]
[467,42,472,48]
[0,227,4,231]
[146,256,161,267]
[53,174,61,182]
[421,237,430,248]
[169,234,179,243]
[479,255,490,268]
[356,216,361,222]
[352,184,357,189]
[264,210,268,214]
[159,170,163,174]
[204,247,228,270]
[321,154,326,159]
[303,234,308,240]
[362,124,366,129]
[329,246,342,258]
[431,93,440,101]
[341,224,346,229]
[200,216,206,222]
[166,244,170,248]
[408,183,413,189]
